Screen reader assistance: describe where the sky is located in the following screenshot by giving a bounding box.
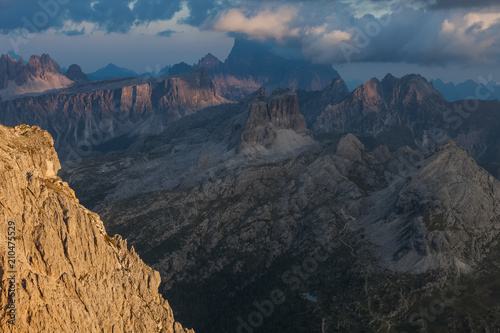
[1,0,500,83]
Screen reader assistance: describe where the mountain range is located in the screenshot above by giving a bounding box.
[86,63,139,81]
[0,53,73,101]
[431,78,500,102]
[1,41,500,332]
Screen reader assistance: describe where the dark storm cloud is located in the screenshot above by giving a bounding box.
[2,0,500,67]
[427,0,500,9]
[0,0,182,33]
[367,0,500,10]
[1,0,499,36]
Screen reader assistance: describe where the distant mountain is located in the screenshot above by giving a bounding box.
[138,65,172,78]
[0,53,73,101]
[6,50,22,62]
[168,62,193,76]
[194,39,341,100]
[432,78,500,102]
[158,65,171,76]
[193,53,222,70]
[87,63,139,81]
[65,64,90,82]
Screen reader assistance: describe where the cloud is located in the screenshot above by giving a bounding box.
[0,0,182,34]
[213,6,300,40]
[62,27,85,36]
[2,0,500,68]
[156,29,177,37]
[1,0,500,36]
[428,0,500,9]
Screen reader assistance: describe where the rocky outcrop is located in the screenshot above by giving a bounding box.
[0,124,193,333]
[240,87,311,152]
[65,64,90,82]
[0,54,73,101]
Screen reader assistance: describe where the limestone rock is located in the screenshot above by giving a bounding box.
[0,124,193,333]
[240,87,311,152]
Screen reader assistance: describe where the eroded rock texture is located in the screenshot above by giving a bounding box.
[0,124,193,333]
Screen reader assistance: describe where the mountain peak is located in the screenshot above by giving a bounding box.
[65,64,90,82]
[26,54,62,75]
[196,53,222,70]
[168,62,194,76]
[87,63,138,81]
[336,133,365,161]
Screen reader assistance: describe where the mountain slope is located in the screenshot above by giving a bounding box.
[0,124,193,332]
[91,132,500,332]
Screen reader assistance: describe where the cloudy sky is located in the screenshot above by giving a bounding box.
[1,0,500,83]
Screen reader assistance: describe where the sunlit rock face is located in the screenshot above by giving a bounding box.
[0,124,193,333]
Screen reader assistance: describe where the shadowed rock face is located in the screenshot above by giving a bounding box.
[312,74,448,138]
[0,54,25,89]
[240,87,310,151]
[65,64,90,82]
[298,77,350,126]
[0,124,193,333]
[79,130,500,332]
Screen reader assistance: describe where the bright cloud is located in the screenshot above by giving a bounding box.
[464,12,500,31]
[213,6,300,39]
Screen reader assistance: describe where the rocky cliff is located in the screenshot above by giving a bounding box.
[0,69,229,160]
[240,87,311,153]
[0,124,193,333]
